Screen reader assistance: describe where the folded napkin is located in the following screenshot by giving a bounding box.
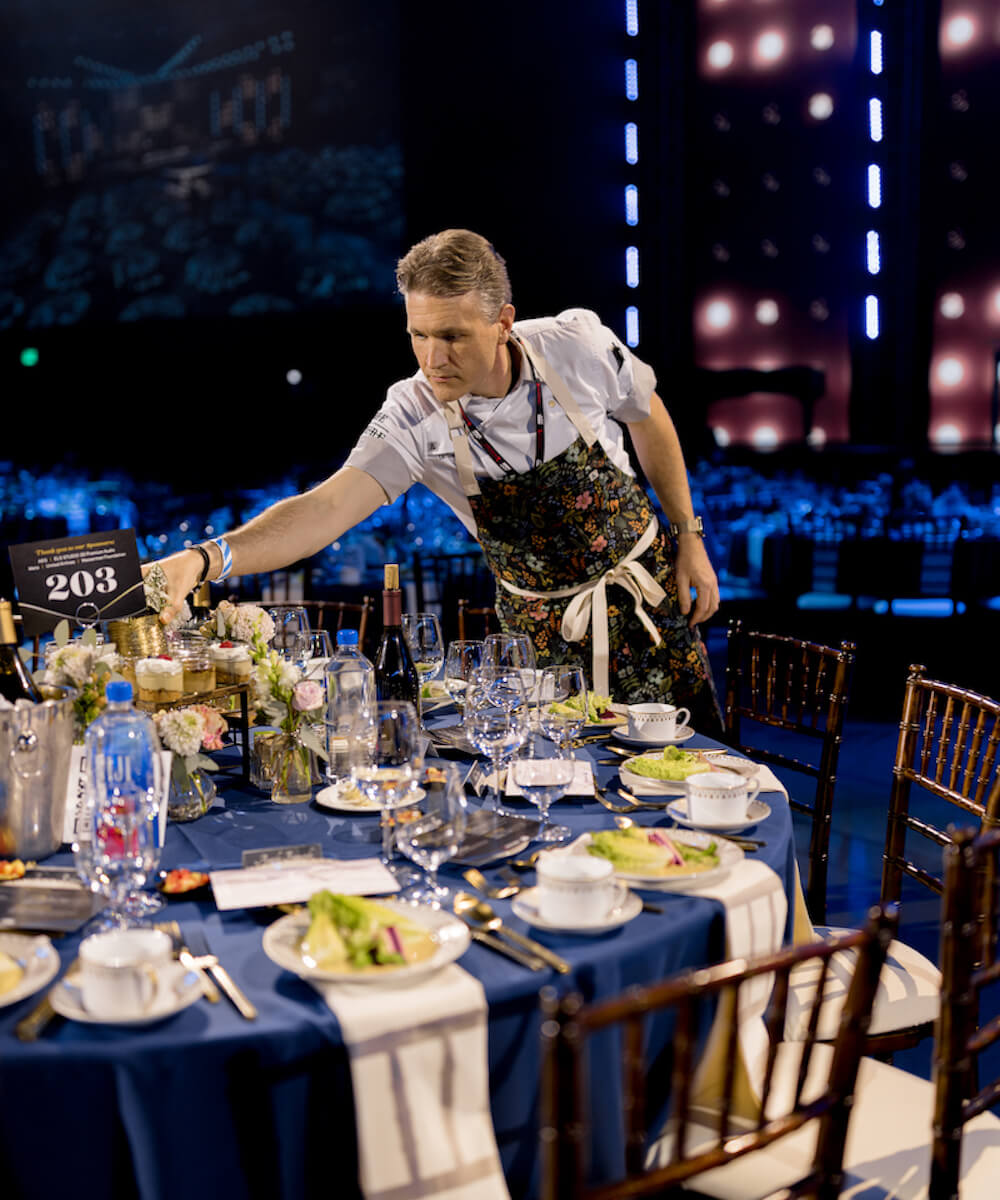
[315,965,510,1200]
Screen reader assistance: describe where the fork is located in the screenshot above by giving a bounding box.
[462,867,520,900]
[184,925,257,1020]
[156,920,219,1003]
[594,789,673,815]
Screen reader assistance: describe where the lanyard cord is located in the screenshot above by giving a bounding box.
[457,376,545,476]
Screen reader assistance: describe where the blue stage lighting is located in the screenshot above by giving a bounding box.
[626,306,639,347]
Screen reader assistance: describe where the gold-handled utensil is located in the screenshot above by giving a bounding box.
[156,920,219,1003]
[184,926,257,1020]
[462,867,520,900]
[454,893,570,974]
[507,850,543,871]
[15,955,79,1041]
[467,928,546,970]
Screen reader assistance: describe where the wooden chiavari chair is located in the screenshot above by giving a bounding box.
[540,906,897,1200]
[724,618,855,925]
[457,597,498,642]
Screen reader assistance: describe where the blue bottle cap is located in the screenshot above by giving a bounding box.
[105,680,134,702]
[336,629,359,646]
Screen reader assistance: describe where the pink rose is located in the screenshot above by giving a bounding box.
[193,704,228,751]
[590,534,608,553]
[292,680,324,712]
[574,491,593,510]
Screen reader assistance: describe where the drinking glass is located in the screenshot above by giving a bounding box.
[464,675,528,813]
[268,605,312,670]
[81,790,159,929]
[348,701,422,872]
[538,666,588,751]
[443,640,484,712]
[397,763,468,906]
[476,664,530,716]
[308,629,334,670]
[510,740,575,842]
[402,613,444,685]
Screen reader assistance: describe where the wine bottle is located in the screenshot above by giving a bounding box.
[374,564,421,715]
[191,581,212,624]
[0,599,43,704]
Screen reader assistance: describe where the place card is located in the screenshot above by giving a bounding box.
[505,758,594,797]
[209,857,400,910]
[242,844,323,867]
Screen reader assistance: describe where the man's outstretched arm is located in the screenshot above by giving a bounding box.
[147,466,388,623]
[626,391,719,627]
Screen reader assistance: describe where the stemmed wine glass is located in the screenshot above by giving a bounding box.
[74,787,160,930]
[348,701,423,874]
[403,613,444,721]
[537,666,588,752]
[464,674,528,814]
[510,738,575,842]
[268,605,312,670]
[396,763,468,906]
[443,640,484,713]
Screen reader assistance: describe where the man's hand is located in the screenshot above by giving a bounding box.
[674,535,720,627]
[142,550,203,626]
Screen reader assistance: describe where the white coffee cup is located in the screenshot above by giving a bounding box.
[686,771,761,826]
[79,928,173,1019]
[536,851,616,926]
[626,703,691,743]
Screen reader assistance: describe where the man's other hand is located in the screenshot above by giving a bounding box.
[674,537,720,627]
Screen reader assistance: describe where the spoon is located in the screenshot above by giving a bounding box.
[462,867,520,900]
[507,850,543,871]
[453,893,570,974]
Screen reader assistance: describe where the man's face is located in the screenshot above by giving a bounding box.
[404,290,515,404]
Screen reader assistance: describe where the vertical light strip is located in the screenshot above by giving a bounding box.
[868,97,883,141]
[865,295,880,339]
[870,31,883,74]
[625,121,638,163]
[625,58,639,100]
[867,163,882,207]
[625,0,639,37]
[866,230,881,274]
[626,246,640,287]
[625,184,639,225]
[626,306,640,347]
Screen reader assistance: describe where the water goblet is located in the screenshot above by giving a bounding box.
[443,640,484,713]
[269,605,312,670]
[537,666,588,751]
[464,676,528,814]
[510,740,575,842]
[397,764,468,906]
[348,701,422,875]
[402,613,445,686]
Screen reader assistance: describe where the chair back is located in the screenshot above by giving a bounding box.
[241,597,375,656]
[457,598,498,642]
[932,823,1000,1200]
[882,666,1000,904]
[724,618,855,923]
[540,905,898,1200]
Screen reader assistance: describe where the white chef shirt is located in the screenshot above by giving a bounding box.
[345,308,657,534]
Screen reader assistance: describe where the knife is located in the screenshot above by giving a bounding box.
[184,926,257,1020]
[486,923,572,974]
[468,927,546,970]
[15,955,78,1041]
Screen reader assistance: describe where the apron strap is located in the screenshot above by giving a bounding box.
[514,336,598,448]
[444,400,482,497]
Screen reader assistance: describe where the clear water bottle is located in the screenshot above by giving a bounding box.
[324,630,375,786]
[81,680,164,923]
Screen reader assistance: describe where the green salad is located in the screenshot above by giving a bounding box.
[624,745,710,782]
[546,691,616,723]
[587,827,719,876]
[300,892,435,972]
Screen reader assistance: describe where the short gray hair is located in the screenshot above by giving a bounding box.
[396,229,512,321]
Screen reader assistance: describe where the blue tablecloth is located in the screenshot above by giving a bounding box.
[0,726,798,1200]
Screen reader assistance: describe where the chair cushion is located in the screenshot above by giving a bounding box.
[655,1046,1000,1200]
[784,928,940,1041]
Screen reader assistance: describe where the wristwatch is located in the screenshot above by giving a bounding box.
[668,516,705,538]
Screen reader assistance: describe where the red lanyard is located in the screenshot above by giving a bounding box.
[457,376,545,476]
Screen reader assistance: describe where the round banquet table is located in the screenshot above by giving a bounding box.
[0,723,800,1200]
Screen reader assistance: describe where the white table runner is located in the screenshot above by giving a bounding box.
[315,965,510,1200]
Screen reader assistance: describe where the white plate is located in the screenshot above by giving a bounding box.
[621,752,759,796]
[511,884,641,933]
[50,961,203,1027]
[0,933,59,1009]
[667,797,772,834]
[612,726,697,749]
[262,901,471,985]
[568,829,743,892]
[314,783,427,814]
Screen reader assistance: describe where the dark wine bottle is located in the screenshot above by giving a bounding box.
[0,599,43,704]
[374,564,421,715]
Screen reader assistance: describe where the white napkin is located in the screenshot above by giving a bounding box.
[315,965,511,1200]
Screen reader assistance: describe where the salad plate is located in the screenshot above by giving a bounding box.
[263,900,471,985]
[315,783,426,814]
[568,829,743,892]
[511,884,641,933]
[50,961,203,1026]
[0,933,59,1009]
[666,797,771,834]
[612,726,696,749]
[621,751,758,796]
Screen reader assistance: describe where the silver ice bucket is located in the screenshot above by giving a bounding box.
[0,686,77,860]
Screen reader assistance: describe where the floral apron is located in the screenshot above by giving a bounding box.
[442,336,721,732]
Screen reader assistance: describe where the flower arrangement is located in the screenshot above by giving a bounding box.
[42,622,119,737]
[154,704,229,820]
[212,601,275,662]
[250,650,326,760]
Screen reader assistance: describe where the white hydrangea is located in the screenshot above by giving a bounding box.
[278,658,302,690]
[230,605,274,645]
[154,708,206,758]
[47,644,96,688]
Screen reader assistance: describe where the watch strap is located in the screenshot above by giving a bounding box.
[669,516,705,538]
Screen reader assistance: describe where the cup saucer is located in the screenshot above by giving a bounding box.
[666,797,771,834]
[612,726,696,749]
[511,885,641,934]
[51,961,203,1027]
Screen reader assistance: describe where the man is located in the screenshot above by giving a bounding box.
[153,229,721,729]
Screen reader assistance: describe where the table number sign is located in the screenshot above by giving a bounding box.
[8,529,145,636]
